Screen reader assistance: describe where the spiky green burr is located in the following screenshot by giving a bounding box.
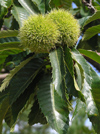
[19,15,60,53]
[46,9,80,47]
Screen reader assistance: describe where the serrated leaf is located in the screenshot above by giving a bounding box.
[71,48,98,116]
[90,68,100,114]
[79,49,100,64]
[0,0,12,8]
[0,96,9,133]
[83,11,100,27]
[28,99,47,125]
[32,0,50,14]
[64,46,74,77]
[0,56,34,92]
[0,30,18,39]
[11,4,30,27]
[37,75,69,134]
[83,25,100,41]
[0,37,19,44]
[2,58,45,105]
[50,0,72,9]
[89,67,100,133]
[49,47,67,101]
[0,49,23,71]
[64,46,84,100]
[18,0,40,15]
[0,42,23,52]
[4,71,44,128]
[78,16,90,27]
[74,63,84,90]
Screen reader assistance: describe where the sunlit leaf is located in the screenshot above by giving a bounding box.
[83,25,100,40]
[11,4,30,27]
[83,11,100,27]
[18,0,40,15]
[37,75,69,134]
[79,49,100,64]
[0,30,18,38]
[49,47,68,101]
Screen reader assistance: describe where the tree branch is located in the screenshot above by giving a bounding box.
[82,0,96,13]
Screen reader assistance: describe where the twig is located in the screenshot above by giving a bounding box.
[82,0,96,13]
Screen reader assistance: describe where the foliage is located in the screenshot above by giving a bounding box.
[0,0,100,134]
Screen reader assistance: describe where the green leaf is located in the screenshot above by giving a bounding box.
[83,25,100,40]
[1,58,45,105]
[78,16,90,27]
[50,0,72,9]
[83,11,100,27]
[18,0,40,15]
[0,96,9,133]
[0,5,7,28]
[0,36,19,44]
[71,48,98,116]
[79,49,100,64]
[37,75,69,134]
[0,42,23,52]
[32,0,50,14]
[4,71,44,128]
[74,63,84,91]
[11,4,30,27]
[0,0,13,8]
[49,47,67,101]
[28,99,47,125]
[0,30,19,39]
[0,49,23,71]
[90,68,100,114]
[89,67,100,133]
[64,46,84,99]
[0,56,34,92]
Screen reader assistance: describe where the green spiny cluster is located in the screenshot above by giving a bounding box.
[46,9,80,47]
[19,9,80,53]
[19,15,60,53]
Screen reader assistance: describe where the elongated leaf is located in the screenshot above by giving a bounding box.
[18,0,40,15]
[78,16,90,27]
[0,56,34,92]
[0,49,23,71]
[50,0,72,9]
[83,25,100,40]
[49,47,67,101]
[32,0,50,14]
[79,49,100,64]
[4,58,45,104]
[11,4,29,27]
[0,0,12,8]
[74,63,84,91]
[83,11,100,27]
[89,67,100,133]
[28,99,47,125]
[37,75,69,134]
[90,68,100,114]
[0,36,19,43]
[4,71,44,128]
[0,96,9,133]
[71,48,98,116]
[64,46,84,99]
[0,42,23,52]
[0,30,18,39]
